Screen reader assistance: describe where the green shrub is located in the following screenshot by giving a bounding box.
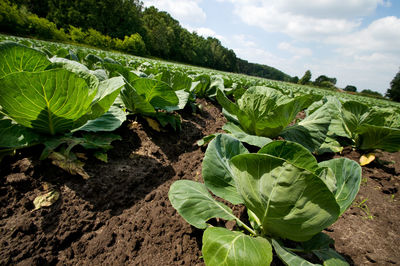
[27,14,68,40]
[69,25,87,43]
[0,0,28,34]
[113,38,124,50]
[84,28,112,48]
[121,33,146,55]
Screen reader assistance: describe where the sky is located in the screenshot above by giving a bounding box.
[143,0,400,94]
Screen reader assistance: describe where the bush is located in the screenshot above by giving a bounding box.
[360,89,385,99]
[85,28,112,48]
[344,85,357,92]
[0,0,28,34]
[112,38,123,50]
[68,25,87,43]
[121,33,146,55]
[27,14,68,41]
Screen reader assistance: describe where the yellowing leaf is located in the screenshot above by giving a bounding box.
[145,117,161,132]
[49,152,90,179]
[75,152,88,160]
[33,190,60,210]
[94,151,108,162]
[360,153,375,166]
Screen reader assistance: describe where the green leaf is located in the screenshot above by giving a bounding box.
[208,75,225,97]
[0,117,41,148]
[301,232,334,252]
[120,83,155,115]
[132,78,179,109]
[160,70,192,91]
[91,69,108,81]
[0,41,50,78]
[341,101,369,134]
[272,239,320,266]
[340,101,400,152]
[202,227,273,266]
[94,151,108,162]
[76,106,126,132]
[203,134,248,205]
[323,97,348,138]
[164,89,190,111]
[48,57,99,89]
[86,76,125,120]
[191,74,210,97]
[315,167,337,195]
[168,180,236,229]
[40,132,120,160]
[197,134,219,146]
[301,233,349,266]
[258,141,319,173]
[85,53,103,67]
[341,101,384,139]
[319,158,362,215]
[281,104,331,152]
[230,154,340,241]
[155,112,181,131]
[220,86,321,138]
[0,69,96,135]
[216,89,241,117]
[314,249,348,266]
[223,123,272,148]
[235,87,291,137]
[267,94,322,132]
[222,108,240,125]
[316,136,344,155]
[79,132,121,151]
[104,62,139,81]
[357,125,400,152]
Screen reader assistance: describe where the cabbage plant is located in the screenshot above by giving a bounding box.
[216,86,330,152]
[104,62,184,130]
[169,134,361,265]
[0,42,125,175]
[341,101,400,152]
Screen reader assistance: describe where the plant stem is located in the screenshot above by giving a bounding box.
[286,247,307,253]
[235,218,256,236]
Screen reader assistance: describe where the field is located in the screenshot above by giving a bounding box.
[0,35,399,265]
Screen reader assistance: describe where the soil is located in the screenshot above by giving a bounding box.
[1,98,399,265]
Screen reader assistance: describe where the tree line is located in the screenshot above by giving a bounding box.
[0,0,292,82]
[2,0,399,101]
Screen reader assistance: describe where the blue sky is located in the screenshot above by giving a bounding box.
[144,0,400,94]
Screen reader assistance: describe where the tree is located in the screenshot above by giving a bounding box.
[344,85,357,92]
[386,69,400,102]
[361,89,383,98]
[298,70,312,85]
[314,75,337,87]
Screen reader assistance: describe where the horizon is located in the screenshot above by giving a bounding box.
[144,0,400,95]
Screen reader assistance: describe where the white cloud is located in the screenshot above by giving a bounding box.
[233,34,257,48]
[278,42,312,57]
[231,35,303,74]
[277,0,391,19]
[219,0,391,40]
[184,26,228,44]
[143,0,206,24]
[329,16,400,55]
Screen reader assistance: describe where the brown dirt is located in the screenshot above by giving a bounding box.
[325,148,400,265]
[1,99,399,265]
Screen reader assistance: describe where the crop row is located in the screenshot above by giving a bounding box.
[0,38,399,265]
